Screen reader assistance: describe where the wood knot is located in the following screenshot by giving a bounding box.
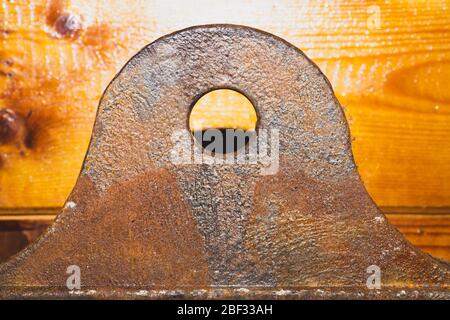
[0,108,27,146]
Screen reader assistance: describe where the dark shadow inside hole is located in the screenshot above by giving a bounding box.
[193,128,256,154]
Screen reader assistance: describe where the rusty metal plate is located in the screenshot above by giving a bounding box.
[0,25,449,299]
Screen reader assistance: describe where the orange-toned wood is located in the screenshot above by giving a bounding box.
[386,211,450,261]
[189,90,257,131]
[1,0,450,260]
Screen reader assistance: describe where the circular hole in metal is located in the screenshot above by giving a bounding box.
[189,89,257,154]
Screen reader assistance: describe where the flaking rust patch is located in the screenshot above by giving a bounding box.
[246,166,449,289]
[0,169,209,290]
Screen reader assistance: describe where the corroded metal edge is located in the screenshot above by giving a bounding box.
[2,287,449,300]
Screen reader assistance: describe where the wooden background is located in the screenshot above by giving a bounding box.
[0,0,449,261]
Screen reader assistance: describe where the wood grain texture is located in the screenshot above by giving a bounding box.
[386,211,450,261]
[189,89,257,131]
[0,219,52,263]
[0,0,449,260]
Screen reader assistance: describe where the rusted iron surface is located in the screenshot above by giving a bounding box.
[0,25,449,299]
